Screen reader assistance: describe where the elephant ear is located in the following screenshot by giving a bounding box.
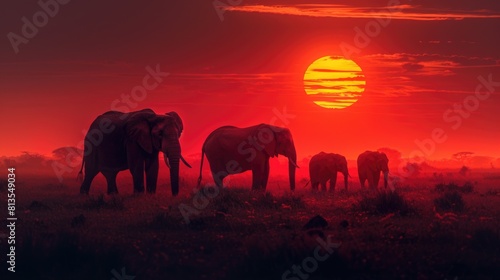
[166,112,183,137]
[326,155,337,172]
[258,124,277,157]
[126,118,153,154]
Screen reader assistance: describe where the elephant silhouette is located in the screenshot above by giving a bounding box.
[198,123,298,191]
[309,152,349,192]
[79,109,191,196]
[357,151,389,189]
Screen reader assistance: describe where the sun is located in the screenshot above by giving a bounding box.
[304,56,365,109]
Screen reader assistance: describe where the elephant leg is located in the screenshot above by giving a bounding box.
[102,170,119,194]
[320,182,327,191]
[145,156,159,193]
[252,164,265,191]
[212,171,225,188]
[373,172,381,189]
[79,167,98,194]
[129,159,145,193]
[261,159,270,190]
[330,173,337,192]
[367,172,376,189]
[359,173,366,188]
[312,181,319,191]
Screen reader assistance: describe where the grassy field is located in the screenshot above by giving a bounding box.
[1,172,500,280]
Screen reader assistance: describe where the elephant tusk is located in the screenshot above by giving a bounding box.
[180,155,192,168]
[303,180,310,188]
[289,158,300,168]
[165,157,171,169]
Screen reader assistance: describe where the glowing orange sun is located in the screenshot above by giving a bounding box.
[304,56,365,109]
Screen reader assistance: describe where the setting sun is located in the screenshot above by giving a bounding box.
[304,56,365,109]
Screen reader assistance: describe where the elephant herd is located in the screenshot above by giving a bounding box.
[309,151,389,192]
[78,109,389,196]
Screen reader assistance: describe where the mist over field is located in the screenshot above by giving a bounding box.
[1,150,500,279]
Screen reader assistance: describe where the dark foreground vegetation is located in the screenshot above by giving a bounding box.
[1,174,500,280]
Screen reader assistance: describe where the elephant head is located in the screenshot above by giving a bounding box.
[329,154,349,190]
[166,111,183,137]
[309,152,349,191]
[374,152,389,188]
[358,151,389,189]
[259,125,298,191]
[126,110,190,196]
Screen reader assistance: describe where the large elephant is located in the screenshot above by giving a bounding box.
[197,124,298,191]
[78,109,191,196]
[357,151,389,189]
[309,152,349,192]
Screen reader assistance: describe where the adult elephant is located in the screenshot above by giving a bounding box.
[357,151,389,189]
[197,124,298,191]
[309,152,349,192]
[78,109,191,196]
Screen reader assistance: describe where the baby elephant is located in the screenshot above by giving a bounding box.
[309,152,349,192]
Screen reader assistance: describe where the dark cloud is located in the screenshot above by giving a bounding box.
[402,62,425,72]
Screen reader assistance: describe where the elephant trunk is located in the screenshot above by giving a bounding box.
[288,149,297,191]
[343,171,349,191]
[383,170,389,189]
[163,138,181,196]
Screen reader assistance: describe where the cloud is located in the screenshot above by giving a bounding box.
[402,62,424,72]
[224,4,500,21]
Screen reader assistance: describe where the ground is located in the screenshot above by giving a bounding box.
[1,172,499,280]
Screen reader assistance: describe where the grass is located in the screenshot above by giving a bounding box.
[9,173,500,279]
[0,179,6,192]
[470,228,500,253]
[81,194,125,210]
[356,190,416,216]
[434,191,466,212]
[16,232,124,280]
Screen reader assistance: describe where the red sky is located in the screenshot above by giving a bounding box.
[1,0,499,161]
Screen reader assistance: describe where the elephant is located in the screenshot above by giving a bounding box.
[309,152,349,192]
[197,123,298,191]
[78,108,191,196]
[357,151,389,189]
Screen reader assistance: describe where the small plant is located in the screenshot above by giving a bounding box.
[357,190,414,216]
[251,191,277,208]
[434,191,465,212]
[461,181,474,193]
[250,192,306,210]
[210,187,246,210]
[83,194,124,210]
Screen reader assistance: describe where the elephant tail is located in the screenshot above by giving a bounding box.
[77,158,85,182]
[197,150,205,187]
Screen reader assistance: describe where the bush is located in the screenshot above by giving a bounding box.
[210,187,247,211]
[434,182,474,193]
[434,191,465,212]
[461,181,474,193]
[357,191,414,216]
